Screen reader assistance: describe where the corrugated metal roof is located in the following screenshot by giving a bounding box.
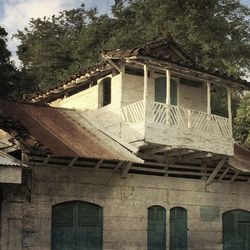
[0,151,25,167]
[228,144,250,173]
[0,100,142,163]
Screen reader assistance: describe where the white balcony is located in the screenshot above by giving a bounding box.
[121,100,234,155]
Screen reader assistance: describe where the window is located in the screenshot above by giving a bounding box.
[170,207,187,250]
[99,77,111,107]
[223,209,250,250]
[211,84,228,117]
[155,77,178,105]
[148,206,166,250]
[51,201,103,250]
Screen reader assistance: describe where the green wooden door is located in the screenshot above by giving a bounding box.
[155,77,177,105]
[223,210,250,250]
[170,207,187,250]
[52,201,103,250]
[148,206,166,250]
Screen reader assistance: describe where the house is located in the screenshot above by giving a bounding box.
[0,37,250,250]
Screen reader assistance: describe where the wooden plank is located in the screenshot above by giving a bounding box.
[219,166,230,181]
[143,145,171,154]
[114,161,123,171]
[182,152,212,160]
[94,159,103,170]
[206,158,226,185]
[121,162,133,178]
[230,172,239,183]
[68,157,78,167]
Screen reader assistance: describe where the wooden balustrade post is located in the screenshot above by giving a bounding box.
[166,69,171,125]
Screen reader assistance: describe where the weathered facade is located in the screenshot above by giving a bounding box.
[1,37,250,250]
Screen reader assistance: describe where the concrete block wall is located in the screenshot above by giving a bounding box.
[1,165,250,250]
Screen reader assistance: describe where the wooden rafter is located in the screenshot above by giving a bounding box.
[94,159,103,170]
[143,145,171,154]
[206,158,226,185]
[121,162,133,178]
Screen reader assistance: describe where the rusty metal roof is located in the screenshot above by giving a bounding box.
[0,100,142,163]
[228,144,250,173]
[0,150,26,167]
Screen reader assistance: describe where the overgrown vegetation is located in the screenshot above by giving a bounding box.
[0,0,249,145]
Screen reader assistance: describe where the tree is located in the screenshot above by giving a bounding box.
[234,93,250,147]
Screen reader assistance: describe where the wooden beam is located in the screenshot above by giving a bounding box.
[144,64,148,121]
[164,149,194,157]
[227,87,232,131]
[182,152,212,160]
[121,162,133,178]
[114,161,123,171]
[231,171,239,183]
[206,158,226,185]
[219,166,229,181]
[143,145,171,154]
[68,157,78,167]
[166,69,171,105]
[94,160,103,170]
[106,59,121,73]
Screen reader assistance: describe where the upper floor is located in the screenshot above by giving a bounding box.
[27,37,250,157]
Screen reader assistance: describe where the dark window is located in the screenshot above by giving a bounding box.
[148,205,166,250]
[99,77,111,107]
[223,209,250,250]
[211,84,228,117]
[155,77,177,105]
[51,201,103,250]
[170,207,187,250]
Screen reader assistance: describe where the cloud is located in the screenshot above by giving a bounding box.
[0,0,113,67]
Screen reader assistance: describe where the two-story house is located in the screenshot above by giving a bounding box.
[0,37,250,250]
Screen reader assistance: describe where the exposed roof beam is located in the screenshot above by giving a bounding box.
[206,158,226,185]
[114,161,123,171]
[143,146,171,154]
[106,59,122,73]
[94,159,103,170]
[121,162,133,178]
[219,166,230,181]
[164,149,194,157]
[68,157,78,167]
[182,152,212,160]
[231,172,239,183]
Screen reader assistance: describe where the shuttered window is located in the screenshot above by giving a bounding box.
[170,207,187,250]
[51,201,103,250]
[155,77,178,105]
[148,206,166,250]
[99,77,111,107]
[223,209,250,250]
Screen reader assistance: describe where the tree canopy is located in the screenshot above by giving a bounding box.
[14,0,250,89]
[1,0,250,145]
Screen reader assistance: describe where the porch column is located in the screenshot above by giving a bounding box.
[166,69,171,105]
[227,87,232,134]
[207,82,211,115]
[166,69,171,125]
[143,64,148,122]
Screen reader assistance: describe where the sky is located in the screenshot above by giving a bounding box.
[0,0,249,67]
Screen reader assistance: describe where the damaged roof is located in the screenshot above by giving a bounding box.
[25,36,249,104]
[102,37,250,89]
[228,144,250,173]
[0,100,142,163]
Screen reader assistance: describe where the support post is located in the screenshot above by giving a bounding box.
[166,70,171,105]
[206,158,226,185]
[227,88,232,134]
[207,82,211,115]
[166,69,171,125]
[143,64,148,123]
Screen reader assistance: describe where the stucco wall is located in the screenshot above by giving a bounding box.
[1,165,250,250]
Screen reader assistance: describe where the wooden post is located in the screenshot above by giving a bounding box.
[144,64,148,123]
[166,69,171,125]
[207,82,211,115]
[166,70,171,105]
[227,88,232,121]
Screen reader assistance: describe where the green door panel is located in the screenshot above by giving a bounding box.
[223,210,250,250]
[155,77,177,105]
[52,201,103,250]
[148,206,166,250]
[170,207,187,250]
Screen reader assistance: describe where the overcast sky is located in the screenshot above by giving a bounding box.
[0,0,249,66]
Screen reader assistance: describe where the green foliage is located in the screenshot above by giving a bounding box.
[14,0,250,90]
[234,93,250,147]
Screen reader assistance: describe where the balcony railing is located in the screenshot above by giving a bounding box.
[121,100,232,138]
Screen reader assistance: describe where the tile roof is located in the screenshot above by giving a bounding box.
[102,37,250,89]
[0,100,142,163]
